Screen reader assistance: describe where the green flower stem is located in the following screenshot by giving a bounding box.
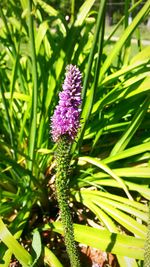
[144,201,150,267]
[55,136,81,267]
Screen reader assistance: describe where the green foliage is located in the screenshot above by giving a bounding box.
[0,0,150,266]
[47,222,145,260]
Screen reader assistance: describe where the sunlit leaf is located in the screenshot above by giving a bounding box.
[44,222,145,260]
[0,219,33,266]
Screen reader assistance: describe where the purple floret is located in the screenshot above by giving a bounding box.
[51,65,82,142]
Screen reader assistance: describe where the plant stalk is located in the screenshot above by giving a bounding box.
[55,136,81,267]
[144,201,150,267]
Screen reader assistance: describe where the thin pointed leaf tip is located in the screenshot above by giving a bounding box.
[51,65,82,142]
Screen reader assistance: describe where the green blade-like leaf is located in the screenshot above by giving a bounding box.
[27,0,38,171]
[110,96,150,155]
[35,21,49,54]
[92,179,150,200]
[31,230,42,265]
[0,83,16,159]
[73,0,107,152]
[102,142,150,164]
[44,247,63,267]
[74,0,95,26]
[76,191,147,238]
[131,46,150,64]
[74,190,148,212]
[80,156,132,199]
[47,222,145,260]
[36,0,58,16]
[0,249,12,267]
[117,256,139,267]
[76,190,148,222]
[126,75,150,99]
[93,199,147,238]
[0,218,33,266]
[77,197,117,232]
[79,166,150,181]
[1,92,30,102]
[99,0,150,82]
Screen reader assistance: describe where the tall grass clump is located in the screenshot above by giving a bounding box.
[0,0,150,266]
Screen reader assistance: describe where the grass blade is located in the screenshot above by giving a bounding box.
[0,218,33,266]
[103,142,150,164]
[80,156,132,199]
[0,82,16,159]
[76,197,117,232]
[110,96,150,156]
[27,0,38,171]
[99,0,150,83]
[44,247,63,267]
[73,0,107,152]
[74,0,95,27]
[49,222,145,260]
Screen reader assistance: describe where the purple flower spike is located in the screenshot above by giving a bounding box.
[51,65,82,142]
